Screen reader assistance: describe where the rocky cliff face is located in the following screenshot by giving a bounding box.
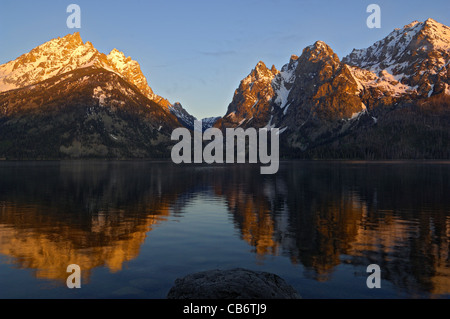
[215,61,278,130]
[274,41,363,120]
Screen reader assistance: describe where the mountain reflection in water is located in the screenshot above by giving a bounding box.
[0,161,449,298]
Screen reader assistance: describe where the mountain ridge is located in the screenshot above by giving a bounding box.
[0,32,174,109]
[1,18,449,159]
[215,18,449,159]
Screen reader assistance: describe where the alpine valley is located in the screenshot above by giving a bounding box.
[1,18,450,160]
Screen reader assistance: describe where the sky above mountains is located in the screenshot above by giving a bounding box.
[1,0,449,118]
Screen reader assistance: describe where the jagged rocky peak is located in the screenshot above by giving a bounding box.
[0,32,98,92]
[233,61,278,108]
[270,64,278,74]
[215,60,278,129]
[247,61,279,82]
[304,41,338,57]
[275,55,299,85]
[272,40,343,99]
[402,20,421,29]
[343,18,450,71]
[170,102,189,115]
[271,39,364,122]
[419,18,450,49]
[65,31,83,45]
[422,17,447,30]
[404,17,444,31]
[36,32,84,49]
[105,48,155,98]
[273,40,341,92]
[0,32,174,108]
[107,48,132,67]
[300,41,340,68]
[21,32,95,66]
[169,102,197,130]
[343,18,450,97]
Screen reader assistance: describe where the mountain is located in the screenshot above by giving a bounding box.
[1,19,449,160]
[215,61,278,130]
[0,32,172,107]
[217,41,369,147]
[0,33,183,159]
[218,19,450,159]
[273,41,364,121]
[0,66,182,159]
[0,31,200,129]
[343,18,450,98]
[169,102,197,131]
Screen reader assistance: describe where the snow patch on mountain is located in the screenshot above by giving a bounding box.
[201,117,221,130]
[273,56,299,109]
[275,85,291,109]
[428,84,435,97]
[347,65,418,97]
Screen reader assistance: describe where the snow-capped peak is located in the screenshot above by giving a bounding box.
[0,33,98,92]
[343,18,450,73]
[420,18,450,51]
[343,18,450,97]
[401,20,421,30]
[0,33,170,106]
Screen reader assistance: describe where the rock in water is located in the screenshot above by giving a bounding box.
[167,268,300,299]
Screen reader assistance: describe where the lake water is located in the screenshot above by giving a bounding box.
[0,160,449,299]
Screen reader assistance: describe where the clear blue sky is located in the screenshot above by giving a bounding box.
[1,0,449,118]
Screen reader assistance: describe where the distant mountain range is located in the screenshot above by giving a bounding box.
[1,18,449,159]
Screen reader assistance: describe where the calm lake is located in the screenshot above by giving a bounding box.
[0,160,449,299]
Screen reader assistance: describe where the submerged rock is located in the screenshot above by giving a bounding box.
[167,268,300,299]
